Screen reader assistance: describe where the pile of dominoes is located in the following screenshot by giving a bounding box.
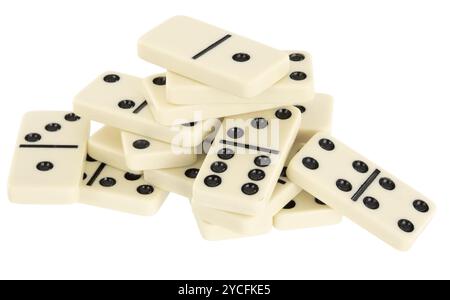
[8,16,435,251]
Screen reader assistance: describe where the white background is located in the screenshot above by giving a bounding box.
[0,0,449,280]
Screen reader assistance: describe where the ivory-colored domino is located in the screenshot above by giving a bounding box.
[138,16,289,98]
[121,131,197,171]
[88,126,136,173]
[273,191,342,230]
[287,133,435,251]
[193,175,301,234]
[8,111,89,204]
[144,74,289,125]
[144,156,206,198]
[80,157,168,216]
[192,107,302,216]
[295,94,333,143]
[166,51,314,105]
[73,72,217,147]
[192,140,303,234]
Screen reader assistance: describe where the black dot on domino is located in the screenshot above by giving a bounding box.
[185,168,199,179]
[227,127,244,139]
[124,173,142,181]
[64,113,81,122]
[45,123,61,132]
[295,105,306,113]
[118,100,136,109]
[103,74,120,83]
[363,196,380,210]
[398,219,415,233]
[133,139,150,150]
[254,155,271,167]
[204,175,222,187]
[217,148,234,160]
[251,118,268,129]
[379,177,395,190]
[86,154,97,162]
[319,138,335,151]
[315,198,326,206]
[36,161,53,172]
[83,173,87,180]
[289,53,305,61]
[241,183,259,195]
[182,122,198,127]
[280,167,287,177]
[302,157,319,170]
[137,185,154,195]
[232,53,250,62]
[283,200,296,209]
[100,177,116,187]
[248,169,265,181]
[413,200,429,213]
[210,161,227,173]
[289,71,307,81]
[152,76,166,86]
[275,108,292,120]
[353,160,368,173]
[336,179,352,192]
[25,133,41,142]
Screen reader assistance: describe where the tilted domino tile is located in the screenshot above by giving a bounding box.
[192,107,302,216]
[193,173,301,234]
[121,131,197,171]
[144,74,281,125]
[273,191,342,230]
[88,126,138,173]
[8,111,89,204]
[295,93,333,143]
[80,156,168,216]
[195,217,268,241]
[138,16,289,98]
[272,138,341,230]
[73,72,218,147]
[144,156,206,198]
[192,140,303,234]
[166,51,314,105]
[287,133,435,251]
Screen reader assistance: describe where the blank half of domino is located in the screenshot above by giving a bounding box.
[166,51,314,105]
[138,16,289,98]
[88,126,133,173]
[81,156,168,216]
[73,71,218,147]
[287,132,435,250]
[8,111,89,204]
[273,191,342,230]
[192,107,302,216]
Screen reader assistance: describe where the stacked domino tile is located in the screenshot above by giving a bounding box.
[7,16,435,251]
